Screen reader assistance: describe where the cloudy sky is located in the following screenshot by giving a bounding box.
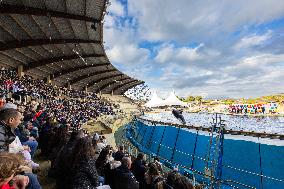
[104,0,284,99]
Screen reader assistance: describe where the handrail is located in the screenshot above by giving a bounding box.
[125,120,284,188]
[121,134,256,189]
[137,117,284,140]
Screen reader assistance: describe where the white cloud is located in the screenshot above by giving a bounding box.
[128,0,284,42]
[104,14,115,28]
[108,0,124,16]
[106,44,149,65]
[241,53,284,66]
[155,43,204,63]
[103,0,284,98]
[234,31,272,50]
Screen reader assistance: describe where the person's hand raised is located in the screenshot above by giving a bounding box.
[13,175,29,189]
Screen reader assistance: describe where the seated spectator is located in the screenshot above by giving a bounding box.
[104,158,121,188]
[55,130,84,187]
[100,135,107,145]
[92,133,106,159]
[160,170,194,189]
[131,153,147,189]
[0,108,23,152]
[0,152,29,189]
[113,145,125,161]
[154,157,163,174]
[113,157,139,189]
[21,145,39,169]
[0,95,6,110]
[95,146,117,185]
[68,137,99,189]
[3,103,17,110]
[145,163,164,189]
[96,147,111,176]
[48,125,69,178]
[15,121,38,157]
[174,175,194,189]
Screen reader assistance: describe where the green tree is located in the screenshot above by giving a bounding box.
[222,99,235,105]
[186,96,195,101]
[195,96,203,102]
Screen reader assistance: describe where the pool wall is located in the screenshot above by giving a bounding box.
[126,118,284,189]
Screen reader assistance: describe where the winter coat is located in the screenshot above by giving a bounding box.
[0,121,16,152]
[113,165,139,189]
[131,159,147,184]
[104,161,121,188]
[70,159,99,189]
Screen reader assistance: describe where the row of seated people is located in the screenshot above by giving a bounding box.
[0,107,41,189]
[0,96,116,189]
[0,68,99,100]
[0,68,115,189]
[0,68,113,117]
[0,68,115,128]
[0,69,195,189]
[0,101,194,189]
[47,128,195,189]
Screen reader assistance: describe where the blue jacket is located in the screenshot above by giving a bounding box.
[14,123,29,143]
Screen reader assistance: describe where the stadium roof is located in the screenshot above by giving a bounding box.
[0,0,144,94]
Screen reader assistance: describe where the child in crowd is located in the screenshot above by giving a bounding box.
[0,152,29,189]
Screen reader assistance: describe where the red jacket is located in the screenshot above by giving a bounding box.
[0,183,15,189]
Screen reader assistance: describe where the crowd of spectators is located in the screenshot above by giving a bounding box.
[0,68,194,189]
[0,68,115,128]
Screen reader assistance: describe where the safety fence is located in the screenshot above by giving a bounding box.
[123,117,284,189]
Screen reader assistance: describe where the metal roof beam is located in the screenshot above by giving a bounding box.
[95,78,132,93]
[24,53,104,70]
[104,78,133,93]
[111,79,137,92]
[0,39,100,51]
[67,69,116,86]
[87,73,124,89]
[50,63,110,79]
[114,81,144,94]
[0,4,100,23]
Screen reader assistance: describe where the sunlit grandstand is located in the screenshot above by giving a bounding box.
[1,1,284,189]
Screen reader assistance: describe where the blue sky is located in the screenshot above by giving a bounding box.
[104,0,284,98]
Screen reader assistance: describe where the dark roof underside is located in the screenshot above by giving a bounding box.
[0,0,144,94]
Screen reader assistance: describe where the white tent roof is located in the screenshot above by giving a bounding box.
[162,92,188,107]
[145,92,164,107]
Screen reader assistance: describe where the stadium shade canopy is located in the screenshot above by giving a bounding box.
[145,92,188,107]
[0,0,143,94]
[145,92,164,107]
[162,92,188,107]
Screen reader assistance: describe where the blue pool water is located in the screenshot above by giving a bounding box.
[126,119,284,189]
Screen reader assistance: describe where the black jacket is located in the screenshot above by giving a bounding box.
[0,121,16,152]
[113,150,125,161]
[131,159,146,184]
[113,165,139,189]
[70,159,99,189]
